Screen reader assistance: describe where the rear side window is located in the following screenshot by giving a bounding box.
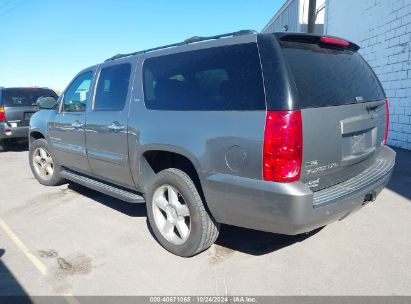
[143,43,265,111]
[2,88,57,107]
[94,64,131,110]
[281,41,385,108]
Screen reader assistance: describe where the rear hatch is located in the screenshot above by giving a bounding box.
[278,34,387,191]
[1,88,57,127]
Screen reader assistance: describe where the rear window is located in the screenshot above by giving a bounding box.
[281,41,385,107]
[2,88,57,107]
[143,43,265,111]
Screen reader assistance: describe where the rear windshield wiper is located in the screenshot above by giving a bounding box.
[366,101,385,111]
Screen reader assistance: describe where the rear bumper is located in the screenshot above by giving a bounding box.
[203,146,395,235]
[0,123,29,140]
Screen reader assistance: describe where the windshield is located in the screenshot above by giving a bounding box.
[281,41,385,108]
[2,88,58,107]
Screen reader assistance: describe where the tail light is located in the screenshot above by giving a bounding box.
[0,106,5,122]
[384,99,389,144]
[263,110,303,183]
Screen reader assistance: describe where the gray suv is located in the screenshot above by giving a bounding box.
[0,87,57,150]
[29,31,396,257]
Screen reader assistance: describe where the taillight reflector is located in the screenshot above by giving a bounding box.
[263,110,303,183]
[0,106,5,122]
[384,99,389,144]
[320,36,349,47]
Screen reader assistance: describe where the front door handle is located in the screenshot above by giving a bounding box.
[108,122,125,133]
[71,120,84,129]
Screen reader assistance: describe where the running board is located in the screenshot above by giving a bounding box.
[60,170,145,204]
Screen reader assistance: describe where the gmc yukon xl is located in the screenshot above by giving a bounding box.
[29,31,395,257]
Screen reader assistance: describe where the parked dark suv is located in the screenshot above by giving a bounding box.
[0,87,57,150]
[29,31,395,257]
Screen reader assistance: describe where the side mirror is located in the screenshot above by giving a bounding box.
[37,96,58,109]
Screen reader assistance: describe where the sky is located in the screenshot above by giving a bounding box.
[0,0,284,92]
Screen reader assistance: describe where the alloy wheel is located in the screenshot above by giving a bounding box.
[32,147,54,181]
[152,185,191,245]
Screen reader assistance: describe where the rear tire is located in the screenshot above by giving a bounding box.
[29,138,66,186]
[0,140,5,152]
[146,168,219,257]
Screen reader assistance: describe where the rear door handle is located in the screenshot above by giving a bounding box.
[108,122,125,133]
[71,121,84,129]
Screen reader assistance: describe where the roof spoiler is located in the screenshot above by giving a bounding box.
[274,32,360,52]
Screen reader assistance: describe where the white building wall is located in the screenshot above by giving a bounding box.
[262,0,325,34]
[262,0,300,33]
[325,0,411,149]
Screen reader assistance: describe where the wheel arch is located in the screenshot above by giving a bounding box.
[29,129,46,144]
[137,146,205,198]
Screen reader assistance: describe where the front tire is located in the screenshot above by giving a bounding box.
[146,168,219,257]
[29,138,66,186]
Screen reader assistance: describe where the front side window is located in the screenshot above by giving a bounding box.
[63,72,93,112]
[94,64,131,110]
[143,43,266,111]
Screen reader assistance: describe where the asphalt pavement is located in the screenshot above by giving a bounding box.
[0,145,410,296]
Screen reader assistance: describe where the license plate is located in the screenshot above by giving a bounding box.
[342,129,375,160]
[24,112,34,120]
[350,133,367,155]
[10,122,18,128]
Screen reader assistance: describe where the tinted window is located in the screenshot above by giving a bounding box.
[94,64,131,110]
[143,43,265,111]
[63,72,93,112]
[281,41,385,107]
[2,88,57,107]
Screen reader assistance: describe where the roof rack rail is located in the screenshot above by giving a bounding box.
[105,29,256,62]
